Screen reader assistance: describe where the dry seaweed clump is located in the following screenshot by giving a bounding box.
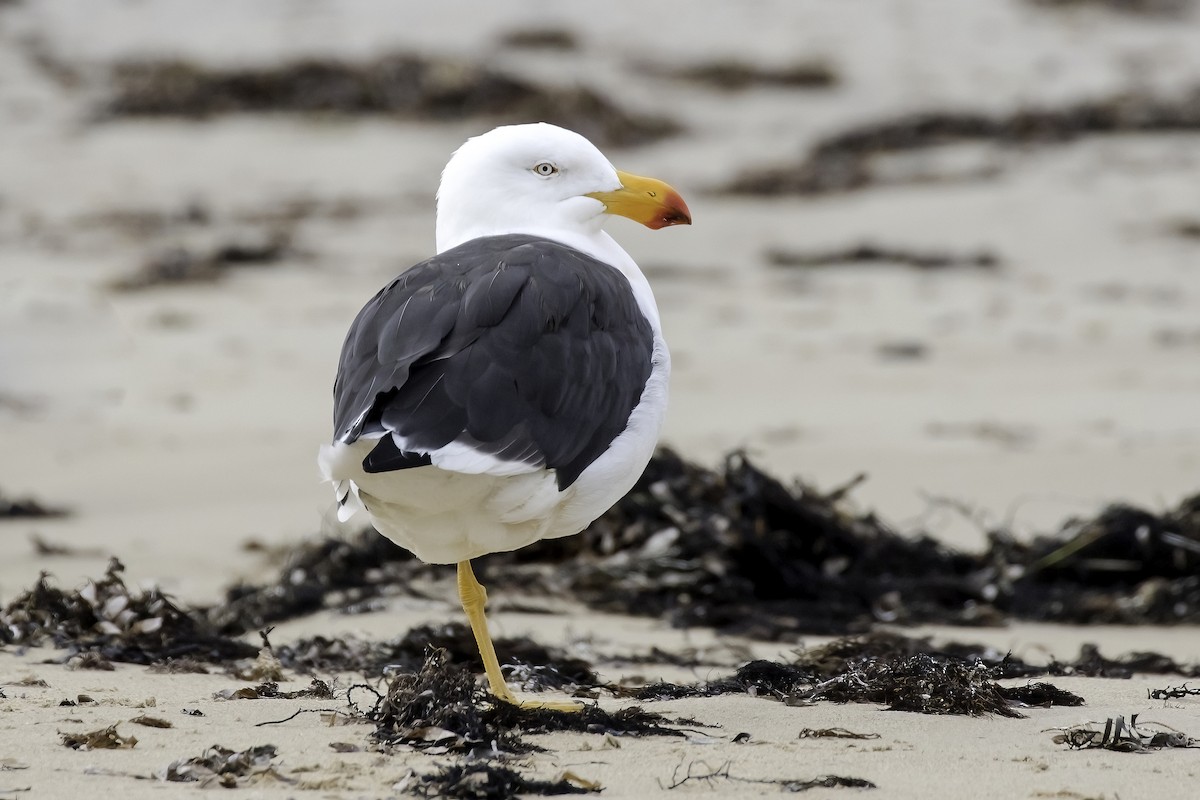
[0,558,257,664]
[160,744,292,788]
[364,649,682,758]
[109,233,292,291]
[720,86,1200,195]
[497,28,580,51]
[214,678,334,701]
[1149,684,1200,699]
[1048,643,1200,679]
[648,58,838,91]
[999,496,1200,624]
[1048,714,1197,752]
[104,54,678,148]
[490,450,996,637]
[1029,0,1193,15]
[766,243,999,271]
[1170,219,1200,239]
[60,724,138,750]
[367,650,524,754]
[0,489,68,519]
[803,655,1069,717]
[633,633,1083,717]
[408,763,597,798]
[486,450,1200,636]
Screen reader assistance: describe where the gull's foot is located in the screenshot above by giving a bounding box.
[512,696,585,713]
[491,688,584,712]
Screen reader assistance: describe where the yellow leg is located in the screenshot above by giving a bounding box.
[456,560,582,712]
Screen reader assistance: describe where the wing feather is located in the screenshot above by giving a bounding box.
[332,234,654,490]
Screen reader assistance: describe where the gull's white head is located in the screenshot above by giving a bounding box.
[435,122,690,254]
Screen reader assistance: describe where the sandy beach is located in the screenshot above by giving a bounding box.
[2,1,1199,797]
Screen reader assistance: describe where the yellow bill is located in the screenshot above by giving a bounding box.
[587,170,691,230]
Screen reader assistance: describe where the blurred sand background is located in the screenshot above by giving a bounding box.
[1,1,1199,798]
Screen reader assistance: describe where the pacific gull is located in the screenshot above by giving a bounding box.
[320,122,690,709]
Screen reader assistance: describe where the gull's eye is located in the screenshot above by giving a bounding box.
[533,161,558,177]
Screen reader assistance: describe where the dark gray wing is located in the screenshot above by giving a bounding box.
[333,234,655,491]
